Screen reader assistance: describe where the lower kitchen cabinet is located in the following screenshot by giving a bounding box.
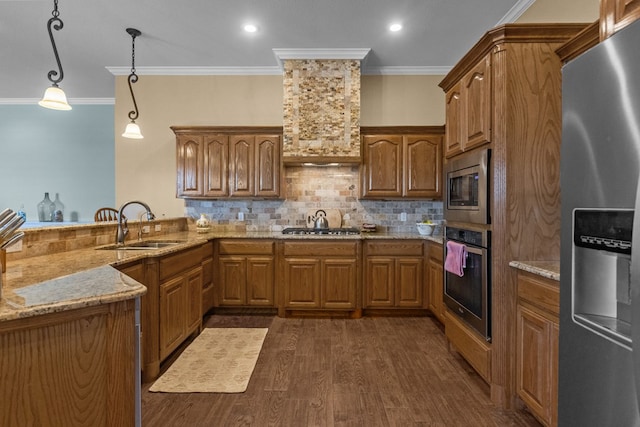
[281,241,360,313]
[217,239,275,307]
[515,270,559,427]
[117,243,205,382]
[427,242,445,323]
[201,241,215,314]
[363,240,426,309]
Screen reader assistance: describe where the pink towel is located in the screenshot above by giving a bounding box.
[445,241,467,277]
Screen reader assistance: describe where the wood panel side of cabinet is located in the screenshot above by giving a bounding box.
[463,54,492,151]
[159,275,188,361]
[176,134,204,197]
[395,257,424,307]
[427,244,445,324]
[255,135,281,197]
[229,135,256,197]
[322,258,358,309]
[246,257,275,306]
[185,266,203,335]
[284,258,321,308]
[219,256,248,305]
[404,135,443,198]
[445,84,463,158]
[361,135,403,198]
[203,135,229,197]
[364,258,395,307]
[600,0,640,40]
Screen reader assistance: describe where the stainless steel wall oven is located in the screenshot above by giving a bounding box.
[444,226,491,341]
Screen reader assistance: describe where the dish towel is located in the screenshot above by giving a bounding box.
[445,241,467,277]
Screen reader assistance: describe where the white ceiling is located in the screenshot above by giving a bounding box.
[0,0,531,102]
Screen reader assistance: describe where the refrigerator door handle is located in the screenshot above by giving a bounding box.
[630,181,640,412]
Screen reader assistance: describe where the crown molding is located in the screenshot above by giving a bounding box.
[0,98,114,105]
[106,66,283,76]
[496,0,536,25]
[363,66,451,76]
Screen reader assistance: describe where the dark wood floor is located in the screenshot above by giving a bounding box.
[142,314,541,427]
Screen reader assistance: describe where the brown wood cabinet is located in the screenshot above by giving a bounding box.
[117,244,205,382]
[600,0,640,40]
[427,242,445,323]
[360,127,443,200]
[217,239,275,307]
[516,270,559,427]
[439,24,586,408]
[444,53,491,158]
[172,126,282,200]
[281,241,359,313]
[363,240,425,309]
[0,299,138,426]
[201,241,215,314]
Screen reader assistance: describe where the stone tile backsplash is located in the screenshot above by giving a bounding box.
[185,166,443,234]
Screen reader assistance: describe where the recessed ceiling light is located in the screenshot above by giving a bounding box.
[389,23,402,32]
[244,24,258,33]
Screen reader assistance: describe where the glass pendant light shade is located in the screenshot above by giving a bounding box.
[39,85,72,110]
[122,121,144,139]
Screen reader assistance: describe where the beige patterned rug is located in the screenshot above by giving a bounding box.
[149,328,268,393]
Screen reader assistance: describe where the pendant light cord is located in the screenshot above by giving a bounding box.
[45,0,65,87]
[126,28,141,121]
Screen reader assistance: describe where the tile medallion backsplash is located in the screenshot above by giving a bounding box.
[282,59,360,158]
[184,166,443,234]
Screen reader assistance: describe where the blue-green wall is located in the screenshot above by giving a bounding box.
[0,104,115,223]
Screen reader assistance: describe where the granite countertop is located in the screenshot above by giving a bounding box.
[1,229,441,323]
[509,260,560,281]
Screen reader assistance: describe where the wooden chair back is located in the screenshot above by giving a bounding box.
[94,207,122,222]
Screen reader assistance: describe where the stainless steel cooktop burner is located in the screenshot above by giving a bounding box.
[282,227,361,235]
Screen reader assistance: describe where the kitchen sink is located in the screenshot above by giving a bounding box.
[96,240,186,250]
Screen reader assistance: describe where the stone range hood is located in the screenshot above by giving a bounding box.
[274,48,370,166]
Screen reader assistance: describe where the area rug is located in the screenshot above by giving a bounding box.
[149,328,268,393]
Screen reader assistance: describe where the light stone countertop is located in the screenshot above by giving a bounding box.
[1,229,442,323]
[509,261,560,281]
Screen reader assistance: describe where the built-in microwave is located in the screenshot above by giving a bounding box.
[444,148,490,225]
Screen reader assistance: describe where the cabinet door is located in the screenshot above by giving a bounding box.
[185,267,202,335]
[159,276,187,360]
[219,256,247,305]
[428,256,445,323]
[600,0,640,39]
[404,135,442,198]
[361,135,403,198]
[322,258,357,309]
[203,135,229,197]
[517,304,552,426]
[364,258,395,307]
[284,258,321,308]
[247,256,275,306]
[229,135,255,197]
[255,135,280,198]
[201,255,214,314]
[176,134,203,197]
[445,84,463,158]
[463,54,491,151]
[396,258,423,307]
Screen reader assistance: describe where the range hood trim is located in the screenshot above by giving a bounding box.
[283,155,362,167]
[273,48,371,69]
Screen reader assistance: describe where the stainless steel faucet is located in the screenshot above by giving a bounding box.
[116,200,155,244]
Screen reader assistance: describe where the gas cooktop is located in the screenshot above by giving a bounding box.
[282,227,361,235]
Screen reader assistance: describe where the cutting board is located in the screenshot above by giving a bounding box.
[306,209,341,228]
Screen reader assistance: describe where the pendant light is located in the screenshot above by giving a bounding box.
[122,28,143,139]
[39,0,71,110]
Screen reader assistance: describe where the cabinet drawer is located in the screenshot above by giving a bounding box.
[428,242,443,262]
[218,239,274,255]
[283,241,358,257]
[517,271,560,318]
[159,245,204,281]
[366,241,423,256]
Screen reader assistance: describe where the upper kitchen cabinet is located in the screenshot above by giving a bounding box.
[172,126,283,200]
[360,126,443,200]
[444,54,492,158]
[600,0,640,39]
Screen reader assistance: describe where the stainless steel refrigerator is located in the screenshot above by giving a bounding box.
[560,19,640,426]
